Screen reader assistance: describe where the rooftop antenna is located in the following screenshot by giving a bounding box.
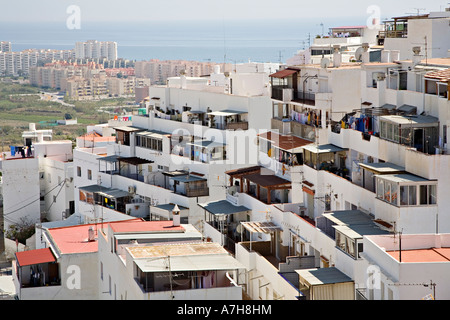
[406,8,426,15]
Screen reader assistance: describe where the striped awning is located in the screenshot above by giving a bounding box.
[241,221,282,234]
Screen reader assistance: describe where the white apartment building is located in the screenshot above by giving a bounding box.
[379,10,450,60]
[98,220,245,300]
[360,233,450,300]
[135,59,233,85]
[0,41,12,52]
[75,40,118,61]
[0,49,75,76]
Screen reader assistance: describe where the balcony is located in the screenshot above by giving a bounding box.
[272,86,294,102]
[13,249,61,299]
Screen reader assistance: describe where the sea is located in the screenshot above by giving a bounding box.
[0,17,362,63]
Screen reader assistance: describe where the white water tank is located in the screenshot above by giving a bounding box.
[214,65,221,74]
[29,123,36,131]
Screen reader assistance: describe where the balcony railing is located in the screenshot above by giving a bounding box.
[378,30,407,39]
[272,86,293,102]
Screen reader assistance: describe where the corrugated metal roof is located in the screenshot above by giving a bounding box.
[269,68,298,78]
[244,172,291,187]
[380,115,439,126]
[302,144,347,154]
[376,173,435,184]
[198,200,250,215]
[333,224,389,239]
[135,253,245,273]
[241,221,282,234]
[15,248,56,267]
[322,210,375,226]
[297,267,353,286]
[358,162,405,174]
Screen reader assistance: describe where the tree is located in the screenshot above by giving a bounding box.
[5,217,35,245]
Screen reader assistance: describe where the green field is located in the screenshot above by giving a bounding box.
[0,80,134,149]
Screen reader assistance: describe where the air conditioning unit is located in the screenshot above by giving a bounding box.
[128,186,136,194]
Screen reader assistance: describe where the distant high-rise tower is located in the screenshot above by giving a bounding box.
[0,41,12,52]
[75,40,118,60]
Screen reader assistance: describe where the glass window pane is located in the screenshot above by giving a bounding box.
[400,186,408,206]
[429,185,437,205]
[377,179,384,199]
[391,183,398,205]
[384,182,391,202]
[408,186,417,205]
[387,123,393,140]
[420,185,428,205]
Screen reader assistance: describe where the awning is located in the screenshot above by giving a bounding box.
[98,155,120,163]
[119,157,154,165]
[333,224,389,240]
[322,210,376,226]
[170,175,207,183]
[396,104,417,115]
[199,200,250,216]
[259,131,313,153]
[96,189,130,199]
[296,267,353,286]
[135,254,245,273]
[225,166,261,177]
[241,221,282,234]
[244,173,291,187]
[113,126,144,133]
[358,162,405,174]
[379,115,439,126]
[207,109,248,117]
[16,248,56,267]
[136,130,167,139]
[302,144,347,154]
[187,140,226,148]
[79,185,129,198]
[375,173,435,184]
[270,69,298,78]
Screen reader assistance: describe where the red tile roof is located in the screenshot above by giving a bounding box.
[16,248,56,267]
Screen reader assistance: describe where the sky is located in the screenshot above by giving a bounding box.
[0,0,447,23]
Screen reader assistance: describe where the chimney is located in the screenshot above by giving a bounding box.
[362,43,370,63]
[390,50,400,62]
[412,46,422,65]
[180,70,187,89]
[381,50,391,63]
[333,45,342,68]
[172,204,181,227]
[88,226,95,241]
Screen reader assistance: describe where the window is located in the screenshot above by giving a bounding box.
[100,262,103,280]
[88,169,92,180]
[420,184,437,205]
[77,166,81,177]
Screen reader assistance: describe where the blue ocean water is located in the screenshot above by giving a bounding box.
[0,18,361,63]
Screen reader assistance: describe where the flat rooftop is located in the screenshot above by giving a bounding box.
[387,247,450,263]
[126,242,226,259]
[46,219,145,254]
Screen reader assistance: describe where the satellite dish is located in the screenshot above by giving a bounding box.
[355,47,363,61]
[320,57,330,68]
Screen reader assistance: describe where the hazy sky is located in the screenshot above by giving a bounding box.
[1,0,447,23]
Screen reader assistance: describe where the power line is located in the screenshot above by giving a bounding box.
[3,179,66,218]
